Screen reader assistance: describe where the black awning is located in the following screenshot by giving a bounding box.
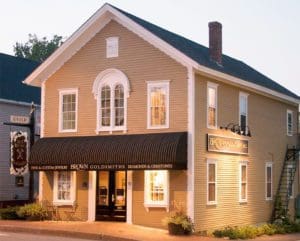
[29,132,187,171]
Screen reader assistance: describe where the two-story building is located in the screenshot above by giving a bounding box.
[0,53,40,206]
[25,4,299,231]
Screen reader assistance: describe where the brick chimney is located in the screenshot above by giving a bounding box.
[208,21,222,65]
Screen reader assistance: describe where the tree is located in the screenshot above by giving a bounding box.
[14,34,64,62]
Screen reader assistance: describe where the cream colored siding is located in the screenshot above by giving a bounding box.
[194,73,298,231]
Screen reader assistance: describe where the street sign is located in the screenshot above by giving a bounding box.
[10,115,30,124]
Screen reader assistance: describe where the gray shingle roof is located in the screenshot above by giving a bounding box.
[0,53,40,104]
[111,4,299,99]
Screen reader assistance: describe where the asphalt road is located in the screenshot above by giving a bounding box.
[0,232,99,241]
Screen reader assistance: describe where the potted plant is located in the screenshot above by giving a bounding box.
[163,211,194,235]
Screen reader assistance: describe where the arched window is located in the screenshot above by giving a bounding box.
[93,69,130,133]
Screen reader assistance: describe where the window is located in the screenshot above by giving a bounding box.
[106,37,119,58]
[93,69,130,133]
[239,92,248,134]
[144,170,169,210]
[53,171,76,205]
[147,81,169,129]
[265,162,273,200]
[207,159,217,205]
[287,110,293,136]
[287,165,294,199]
[59,89,78,132]
[239,162,248,202]
[207,82,218,129]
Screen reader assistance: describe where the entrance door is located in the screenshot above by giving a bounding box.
[96,171,126,221]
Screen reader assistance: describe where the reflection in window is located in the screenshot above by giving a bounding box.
[240,163,247,202]
[207,161,217,204]
[60,90,77,131]
[208,86,217,128]
[114,85,124,126]
[57,172,71,200]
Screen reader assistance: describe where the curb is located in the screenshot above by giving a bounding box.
[0,225,138,241]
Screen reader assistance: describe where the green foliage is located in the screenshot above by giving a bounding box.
[212,222,300,239]
[0,206,22,220]
[14,34,64,62]
[17,203,48,220]
[163,211,194,234]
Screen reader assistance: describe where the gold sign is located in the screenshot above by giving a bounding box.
[207,134,248,155]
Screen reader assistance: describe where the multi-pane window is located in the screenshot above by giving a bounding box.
[101,86,111,127]
[53,171,75,205]
[144,170,169,207]
[147,81,169,129]
[239,162,247,202]
[114,85,124,126]
[207,83,218,128]
[99,84,125,131]
[287,165,294,198]
[266,163,273,200]
[106,37,119,58]
[239,93,248,134]
[59,89,78,132]
[207,160,217,204]
[287,110,293,136]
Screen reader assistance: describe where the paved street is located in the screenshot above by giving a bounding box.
[0,232,100,241]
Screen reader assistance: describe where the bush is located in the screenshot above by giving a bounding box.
[213,222,300,239]
[0,206,22,220]
[17,203,48,221]
[163,211,194,234]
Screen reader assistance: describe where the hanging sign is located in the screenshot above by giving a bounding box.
[10,115,30,124]
[10,131,29,176]
[207,134,249,155]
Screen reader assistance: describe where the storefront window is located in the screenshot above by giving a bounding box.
[207,82,218,129]
[53,171,75,205]
[144,170,169,208]
[207,160,217,204]
[147,81,169,129]
[239,162,247,202]
[265,163,272,200]
[59,89,78,132]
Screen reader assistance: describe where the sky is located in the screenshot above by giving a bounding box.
[1,0,299,96]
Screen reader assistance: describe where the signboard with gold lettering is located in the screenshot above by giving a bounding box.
[10,131,29,176]
[207,134,248,155]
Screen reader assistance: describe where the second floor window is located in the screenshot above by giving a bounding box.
[207,82,218,129]
[287,110,293,136]
[239,92,248,134]
[93,69,130,133]
[147,81,169,129]
[59,89,78,132]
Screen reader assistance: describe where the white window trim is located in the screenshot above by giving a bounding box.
[239,161,248,203]
[265,162,273,201]
[144,170,169,211]
[92,68,130,133]
[287,109,293,136]
[239,92,249,132]
[207,159,217,205]
[147,80,170,129]
[53,171,76,206]
[207,82,218,129]
[106,36,119,58]
[287,164,295,199]
[58,88,78,133]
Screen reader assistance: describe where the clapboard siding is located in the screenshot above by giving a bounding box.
[194,73,298,231]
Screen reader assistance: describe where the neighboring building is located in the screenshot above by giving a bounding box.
[25,4,299,231]
[0,53,40,205]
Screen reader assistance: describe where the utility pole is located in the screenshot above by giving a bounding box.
[3,103,37,202]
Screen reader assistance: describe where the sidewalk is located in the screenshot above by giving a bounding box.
[0,220,300,241]
[0,220,219,241]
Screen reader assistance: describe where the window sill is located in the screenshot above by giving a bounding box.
[207,201,217,206]
[207,125,217,130]
[147,126,169,130]
[144,203,169,212]
[96,127,127,134]
[239,200,247,204]
[59,129,77,133]
[53,201,75,206]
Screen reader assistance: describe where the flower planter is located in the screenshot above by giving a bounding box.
[168,223,190,235]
